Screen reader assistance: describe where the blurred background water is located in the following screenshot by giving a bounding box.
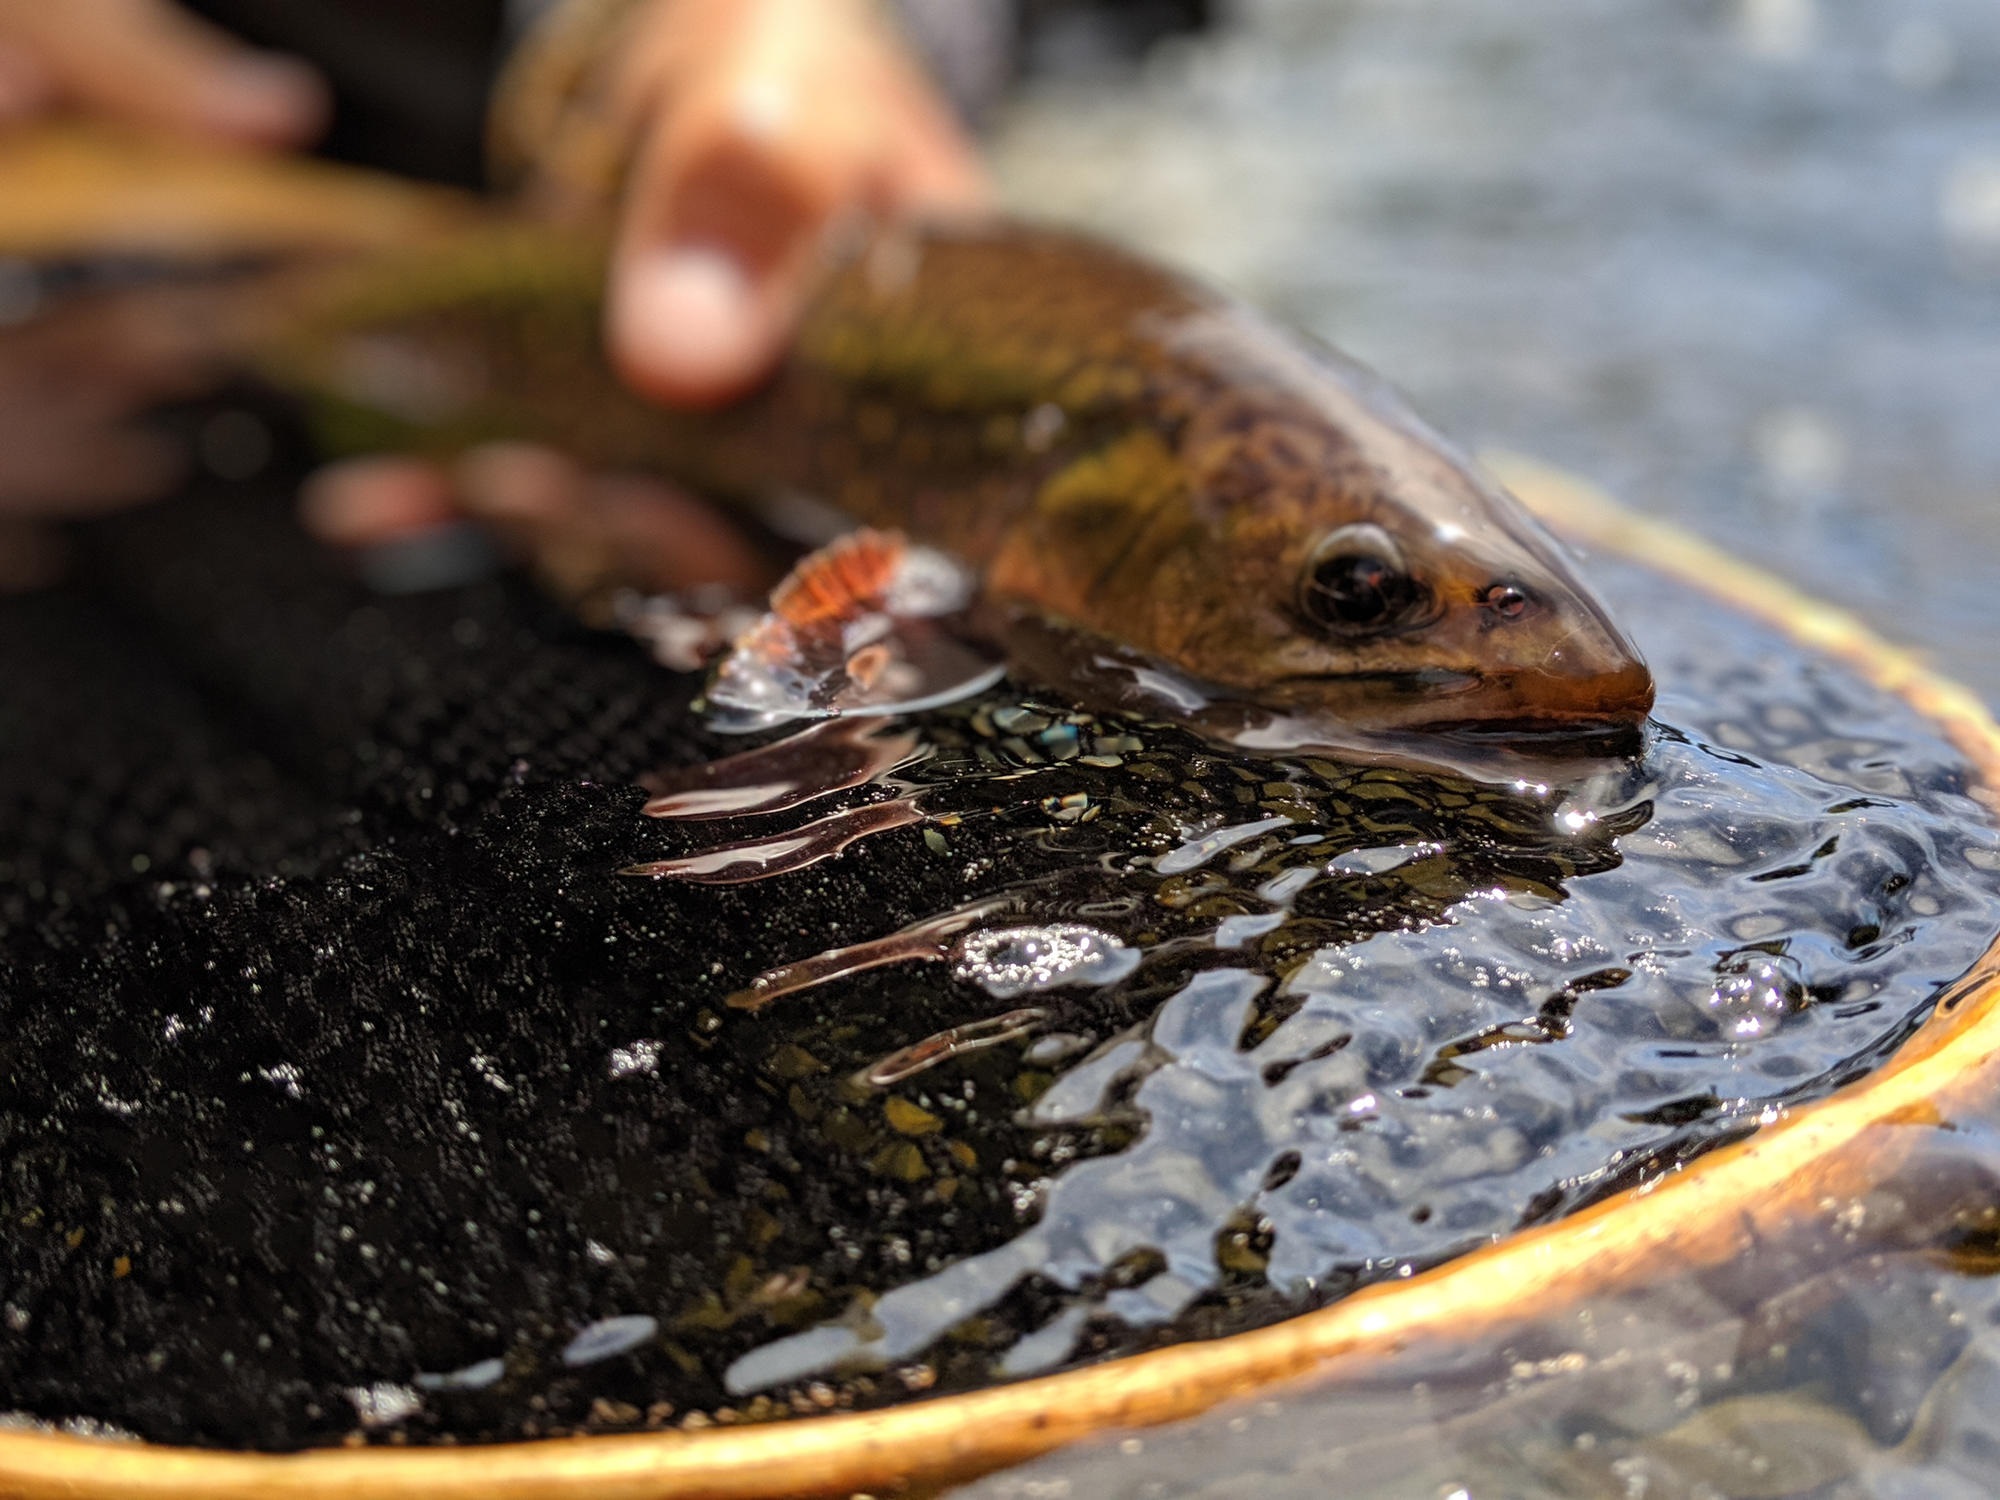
[962,1,2000,1494]
[995,0,2000,702]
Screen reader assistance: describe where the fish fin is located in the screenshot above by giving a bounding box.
[0,122,477,261]
[704,530,1003,732]
[769,527,907,629]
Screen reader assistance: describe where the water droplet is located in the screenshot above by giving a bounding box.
[607,1040,663,1079]
[1156,815,1294,875]
[344,1382,421,1428]
[414,1358,504,1393]
[863,1008,1049,1088]
[952,924,1139,999]
[1215,911,1286,948]
[1257,866,1321,903]
[996,1304,1090,1377]
[729,898,1010,1010]
[561,1314,658,1367]
[723,1322,873,1397]
[1324,842,1437,877]
[639,719,925,820]
[1706,951,1806,1039]
[1020,1031,1093,1067]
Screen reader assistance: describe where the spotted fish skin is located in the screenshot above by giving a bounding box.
[272,214,1652,740]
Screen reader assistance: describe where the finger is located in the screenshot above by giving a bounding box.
[0,40,52,122]
[608,115,839,409]
[584,473,777,595]
[456,444,776,597]
[607,0,988,409]
[453,441,634,600]
[298,456,458,548]
[0,422,184,515]
[0,286,236,407]
[452,441,591,528]
[0,0,328,146]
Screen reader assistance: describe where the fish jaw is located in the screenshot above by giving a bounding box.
[1263,640,1657,739]
[1008,456,1656,741]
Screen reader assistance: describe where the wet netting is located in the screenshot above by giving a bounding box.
[4,430,1999,1449]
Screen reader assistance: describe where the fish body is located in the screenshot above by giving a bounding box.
[275,215,1652,745]
[0,124,1653,744]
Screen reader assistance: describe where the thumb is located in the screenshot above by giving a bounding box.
[603,0,985,410]
[607,125,840,410]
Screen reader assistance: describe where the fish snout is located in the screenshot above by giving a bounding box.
[1491,626,1655,729]
[1431,592,1655,734]
[1519,654,1654,726]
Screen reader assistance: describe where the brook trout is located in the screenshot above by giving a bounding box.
[2,126,1654,748]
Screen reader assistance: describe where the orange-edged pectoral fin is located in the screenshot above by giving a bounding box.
[768,527,908,629]
[703,530,1002,732]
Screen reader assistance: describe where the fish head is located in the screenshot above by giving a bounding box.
[1136,331,1654,740]
[1253,485,1653,738]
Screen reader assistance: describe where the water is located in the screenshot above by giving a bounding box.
[629,553,2000,1413]
[958,0,2000,1492]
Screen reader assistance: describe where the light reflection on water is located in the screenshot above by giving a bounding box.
[621,553,2000,1421]
[959,1127,2000,1500]
[973,0,2000,1492]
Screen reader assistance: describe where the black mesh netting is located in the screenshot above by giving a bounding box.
[5,408,2000,1451]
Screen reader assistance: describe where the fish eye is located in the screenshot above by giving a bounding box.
[1298,525,1431,636]
[1481,581,1532,619]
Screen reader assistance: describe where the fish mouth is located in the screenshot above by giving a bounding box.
[1280,660,1656,724]
[1272,660,1654,748]
[1419,714,1649,759]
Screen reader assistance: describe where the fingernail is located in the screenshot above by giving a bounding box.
[614,247,772,406]
[201,54,328,144]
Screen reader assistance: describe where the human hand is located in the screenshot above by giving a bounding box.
[0,0,325,591]
[601,0,990,407]
[301,443,778,601]
[309,0,987,597]
[0,0,326,147]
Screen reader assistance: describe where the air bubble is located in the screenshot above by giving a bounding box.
[953,925,1140,998]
